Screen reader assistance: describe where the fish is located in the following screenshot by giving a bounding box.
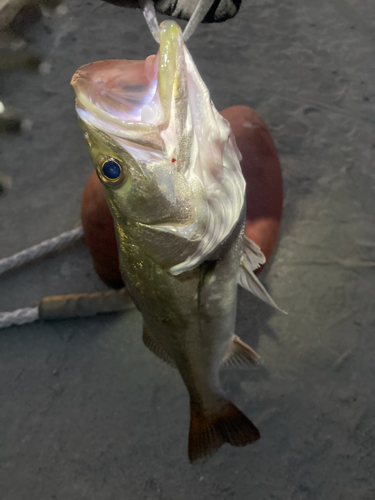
[71,20,280,463]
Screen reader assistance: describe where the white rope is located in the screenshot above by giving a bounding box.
[0,307,39,329]
[0,289,135,329]
[139,0,215,43]
[0,226,84,277]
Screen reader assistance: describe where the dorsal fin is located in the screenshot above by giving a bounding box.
[222,335,260,367]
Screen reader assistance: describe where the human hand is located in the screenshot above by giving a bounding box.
[81,105,283,289]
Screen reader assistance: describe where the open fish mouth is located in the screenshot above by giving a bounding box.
[70,21,186,157]
[71,57,158,123]
[71,55,165,154]
[71,21,246,274]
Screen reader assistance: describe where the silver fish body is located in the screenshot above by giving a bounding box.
[71,20,278,462]
[120,201,246,404]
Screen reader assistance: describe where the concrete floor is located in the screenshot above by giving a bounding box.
[1,0,375,498]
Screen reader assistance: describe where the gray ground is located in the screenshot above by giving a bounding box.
[1,0,375,498]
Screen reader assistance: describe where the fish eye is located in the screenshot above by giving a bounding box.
[96,156,127,188]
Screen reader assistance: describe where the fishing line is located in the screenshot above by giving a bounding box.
[182,0,216,42]
[139,0,160,42]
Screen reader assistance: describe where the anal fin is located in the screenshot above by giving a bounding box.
[222,335,260,367]
[188,399,260,464]
[142,324,176,368]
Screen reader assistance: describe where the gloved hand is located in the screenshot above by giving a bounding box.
[101,0,241,23]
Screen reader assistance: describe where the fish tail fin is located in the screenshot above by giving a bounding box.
[188,399,260,464]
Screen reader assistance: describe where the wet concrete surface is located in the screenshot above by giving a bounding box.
[1,0,375,498]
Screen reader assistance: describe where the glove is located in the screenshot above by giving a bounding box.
[101,0,241,23]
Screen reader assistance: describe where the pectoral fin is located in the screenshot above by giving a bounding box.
[142,324,176,368]
[238,260,286,314]
[243,235,266,271]
[222,335,260,367]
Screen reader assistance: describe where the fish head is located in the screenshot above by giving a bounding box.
[71,21,245,273]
